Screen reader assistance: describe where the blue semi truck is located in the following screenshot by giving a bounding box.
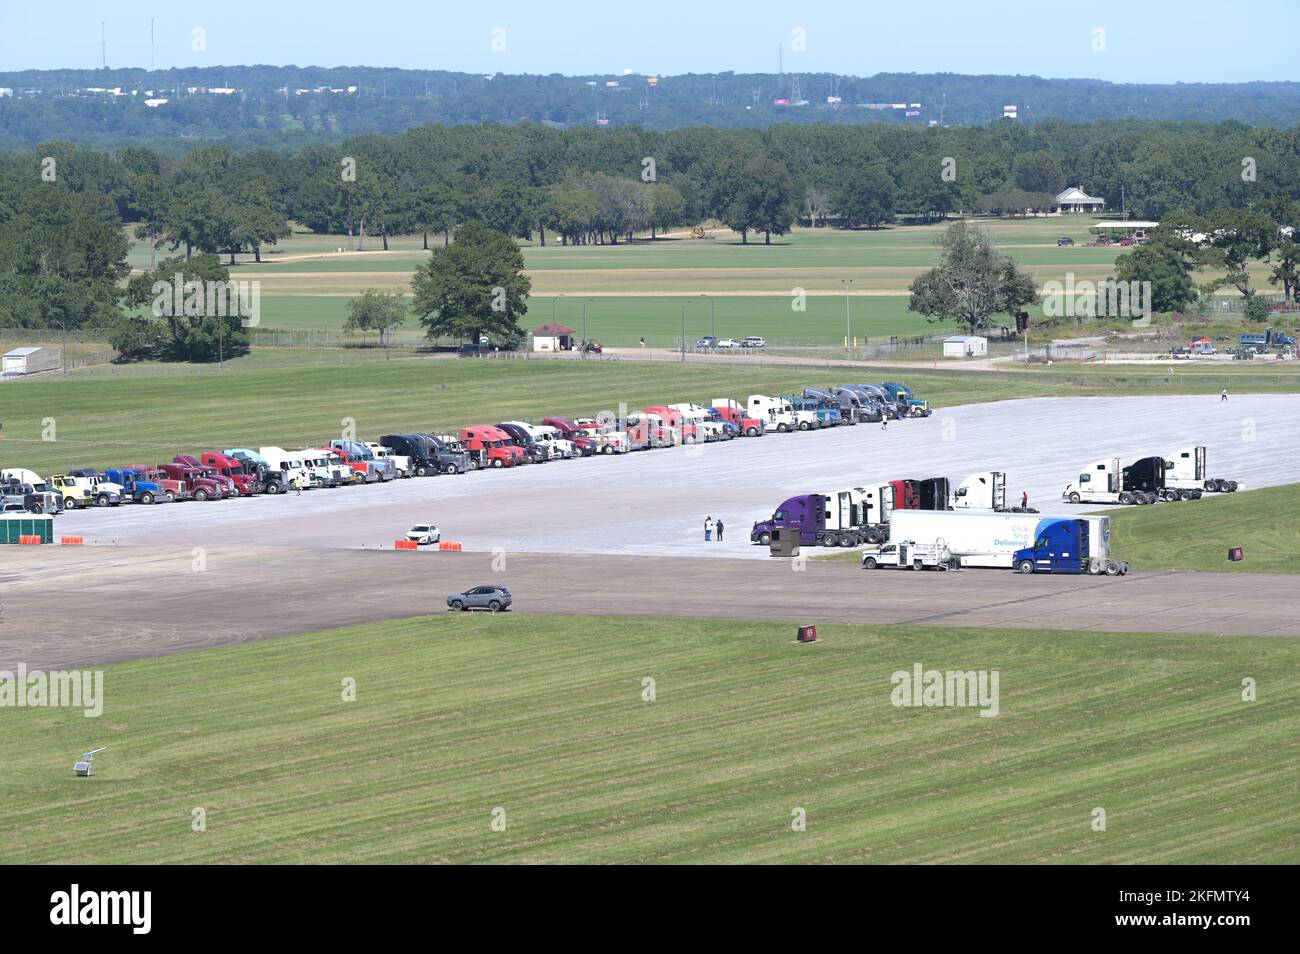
[1012,518,1131,576]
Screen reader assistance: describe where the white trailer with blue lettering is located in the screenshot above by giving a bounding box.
[880,510,1113,570]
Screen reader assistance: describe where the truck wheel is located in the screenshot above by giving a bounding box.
[1017,560,1035,574]
[194,488,209,501]
[1088,558,1103,575]
[1204,480,1216,491]
[415,465,428,477]
[449,600,464,612]
[798,421,810,431]
[1118,492,1134,505]
[94,494,111,508]
[1068,492,1081,504]
[840,536,856,547]
[1105,561,1121,576]
[745,426,759,436]
[1226,481,1238,492]
[865,529,884,544]
[491,458,504,468]
[64,498,78,510]
[140,491,155,505]
[863,557,878,569]
[778,423,790,433]
[757,532,771,547]
[822,533,839,547]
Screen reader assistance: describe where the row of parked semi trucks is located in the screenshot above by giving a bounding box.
[0,380,930,515]
[751,446,1240,575]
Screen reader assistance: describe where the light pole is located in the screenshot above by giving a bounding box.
[553,294,565,351]
[582,298,591,346]
[680,299,693,362]
[842,278,854,356]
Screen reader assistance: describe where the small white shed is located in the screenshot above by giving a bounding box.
[3,347,60,376]
[943,335,988,358]
[531,321,576,352]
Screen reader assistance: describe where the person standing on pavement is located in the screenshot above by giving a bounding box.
[1221,388,1229,402]
[292,475,302,496]
[716,518,724,542]
[1021,491,1029,510]
[882,416,888,431]
[704,516,714,542]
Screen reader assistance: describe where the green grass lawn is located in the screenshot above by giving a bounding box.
[2,613,1294,863]
[1106,483,1300,573]
[3,355,1299,474]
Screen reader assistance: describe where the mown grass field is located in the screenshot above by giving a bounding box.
[1105,483,1300,573]
[3,354,1300,474]
[124,217,1284,345]
[2,613,1294,864]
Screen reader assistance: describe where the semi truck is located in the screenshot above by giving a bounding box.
[1121,456,1202,503]
[878,510,1122,573]
[0,469,64,513]
[1013,519,1130,576]
[1061,458,1159,505]
[50,474,121,509]
[410,434,473,473]
[223,451,289,494]
[102,467,168,504]
[363,441,411,478]
[805,387,863,424]
[459,426,523,468]
[332,440,396,481]
[125,464,192,501]
[158,462,227,501]
[502,422,579,459]
[199,452,259,495]
[778,396,823,430]
[666,403,730,441]
[1163,446,1238,494]
[497,422,550,462]
[747,395,797,432]
[541,418,599,456]
[709,400,765,436]
[68,468,131,504]
[174,455,237,497]
[751,484,896,547]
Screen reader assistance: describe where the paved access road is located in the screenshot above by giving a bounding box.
[1,546,1293,670]
[55,394,1300,559]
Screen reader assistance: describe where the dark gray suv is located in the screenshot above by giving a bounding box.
[447,585,512,612]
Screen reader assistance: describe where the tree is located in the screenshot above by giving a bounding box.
[1013,151,1065,196]
[833,163,895,228]
[410,221,531,346]
[648,183,686,239]
[121,253,250,361]
[724,156,795,244]
[1113,237,1200,314]
[908,222,1038,335]
[344,289,407,347]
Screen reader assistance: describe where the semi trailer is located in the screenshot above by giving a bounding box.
[1163,446,1239,494]
[879,510,1119,572]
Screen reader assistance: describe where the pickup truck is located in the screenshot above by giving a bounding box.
[861,541,960,571]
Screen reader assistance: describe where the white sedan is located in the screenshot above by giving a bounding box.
[406,524,442,545]
[717,338,740,349]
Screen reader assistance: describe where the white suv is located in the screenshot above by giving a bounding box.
[741,336,766,349]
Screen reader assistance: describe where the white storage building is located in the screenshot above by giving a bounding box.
[3,347,60,376]
[942,336,988,358]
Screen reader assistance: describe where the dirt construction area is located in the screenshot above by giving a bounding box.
[54,394,1300,559]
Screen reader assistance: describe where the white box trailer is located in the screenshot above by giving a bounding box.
[886,510,1111,569]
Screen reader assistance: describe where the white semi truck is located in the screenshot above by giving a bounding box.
[1061,458,1158,506]
[1164,446,1240,495]
[747,395,797,433]
[878,510,1118,571]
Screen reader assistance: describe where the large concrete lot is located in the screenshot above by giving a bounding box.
[1,546,1296,669]
[57,394,1300,558]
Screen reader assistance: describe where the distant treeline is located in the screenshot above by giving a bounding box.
[6,118,1300,336]
[4,67,1300,148]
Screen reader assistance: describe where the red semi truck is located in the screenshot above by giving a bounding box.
[123,464,191,502]
[174,455,237,497]
[158,462,227,501]
[200,452,258,495]
[460,425,524,468]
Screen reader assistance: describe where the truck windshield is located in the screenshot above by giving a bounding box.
[773,510,786,521]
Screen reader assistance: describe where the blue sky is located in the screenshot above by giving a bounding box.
[2,0,1294,84]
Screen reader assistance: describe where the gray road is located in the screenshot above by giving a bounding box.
[0,546,1295,670]
[55,394,1300,559]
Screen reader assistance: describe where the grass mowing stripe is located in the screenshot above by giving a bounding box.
[2,613,1295,863]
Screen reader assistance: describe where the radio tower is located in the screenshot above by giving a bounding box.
[790,73,801,104]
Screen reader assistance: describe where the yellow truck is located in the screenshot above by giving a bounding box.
[49,474,122,510]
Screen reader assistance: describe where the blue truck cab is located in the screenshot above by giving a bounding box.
[103,467,167,504]
[1012,518,1130,576]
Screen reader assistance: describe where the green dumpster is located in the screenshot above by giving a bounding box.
[0,515,54,544]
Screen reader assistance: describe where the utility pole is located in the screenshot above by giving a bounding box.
[680,300,692,362]
[842,278,854,355]
[100,22,107,69]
